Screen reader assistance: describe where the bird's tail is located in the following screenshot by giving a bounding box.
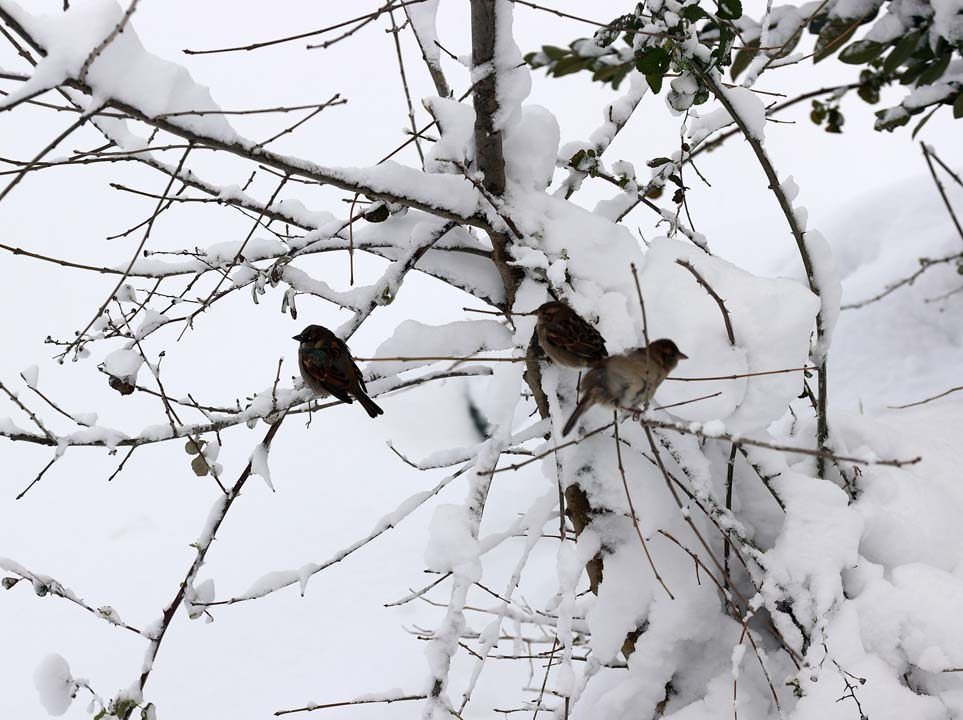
[356,389,384,418]
[562,391,594,436]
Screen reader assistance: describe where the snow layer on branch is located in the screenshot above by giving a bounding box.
[503,105,560,191]
[202,237,287,265]
[367,318,513,379]
[1,0,237,140]
[760,449,862,646]
[424,504,481,581]
[424,97,475,174]
[491,0,532,132]
[406,0,441,63]
[323,161,480,219]
[803,229,841,360]
[689,85,766,145]
[102,347,143,384]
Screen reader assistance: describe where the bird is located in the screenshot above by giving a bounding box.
[561,339,687,436]
[293,324,384,418]
[534,300,608,368]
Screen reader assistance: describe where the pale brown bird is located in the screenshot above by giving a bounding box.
[294,324,384,418]
[562,339,687,436]
[534,301,608,368]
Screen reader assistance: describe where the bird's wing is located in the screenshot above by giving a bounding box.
[300,348,354,404]
[546,314,608,361]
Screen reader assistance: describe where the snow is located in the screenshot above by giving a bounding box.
[689,85,767,144]
[932,0,963,43]
[423,97,475,174]
[367,318,513,378]
[20,364,39,389]
[503,105,560,191]
[322,161,480,219]
[804,229,842,361]
[491,0,532,132]
[250,442,273,491]
[2,0,237,141]
[33,654,75,716]
[406,0,442,66]
[102,347,142,382]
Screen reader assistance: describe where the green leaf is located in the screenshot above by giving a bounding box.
[717,0,743,21]
[899,60,928,85]
[857,83,880,104]
[874,106,910,131]
[713,24,736,66]
[681,4,710,22]
[635,46,670,76]
[954,92,963,119]
[609,65,632,90]
[645,73,664,93]
[593,62,631,84]
[839,39,884,64]
[551,56,589,77]
[883,30,921,74]
[813,18,859,64]
[541,45,569,61]
[646,157,673,168]
[916,54,951,87]
[568,149,587,168]
[730,42,759,80]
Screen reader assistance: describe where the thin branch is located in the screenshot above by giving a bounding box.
[675,259,735,345]
[182,0,429,55]
[78,0,140,84]
[57,145,193,361]
[841,254,962,310]
[613,414,674,599]
[388,10,424,168]
[493,416,920,473]
[888,385,963,410]
[0,557,145,635]
[275,694,426,716]
[698,69,830,476]
[922,143,963,248]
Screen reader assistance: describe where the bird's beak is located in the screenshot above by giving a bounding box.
[677,351,689,360]
[292,334,304,342]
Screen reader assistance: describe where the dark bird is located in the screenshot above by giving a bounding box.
[293,324,384,418]
[534,300,608,368]
[562,339,687,436]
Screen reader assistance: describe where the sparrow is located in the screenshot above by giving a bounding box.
[534,301,608,368]
[293,324,384,418]
[562,338,687,436]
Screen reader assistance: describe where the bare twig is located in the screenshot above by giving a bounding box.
[613,415,674,599]
[275,694,426,716]
[922,143,963,248]
[182,0,429,55]
[888,385,963,410]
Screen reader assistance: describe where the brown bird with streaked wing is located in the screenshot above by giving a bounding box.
[293,324,384,418]
[534,301,608,368]
[562,339,687,436]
